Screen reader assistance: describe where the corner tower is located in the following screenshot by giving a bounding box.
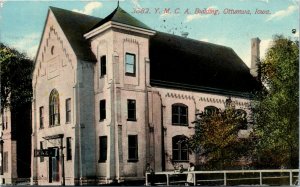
[84,5,155,182]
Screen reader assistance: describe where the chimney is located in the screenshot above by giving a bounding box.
[250,37,261,78]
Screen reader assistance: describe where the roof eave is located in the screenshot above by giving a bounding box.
[84,21,156,39]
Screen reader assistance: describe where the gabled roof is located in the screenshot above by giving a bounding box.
[50,6,101,62]
[149,32,261,96]
[46,6,261,96]
[88,6,152,32]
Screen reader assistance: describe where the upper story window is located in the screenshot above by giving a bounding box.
[49,89,60,126]
[172,104,188,126]
[65,98,71,123]
[125,53,136,76]
[39,106,44,129]
[127,99,136,121]
[172,135,189,161]
[100,55,106,77]
[204,106,219,116]
[99,100,106,121]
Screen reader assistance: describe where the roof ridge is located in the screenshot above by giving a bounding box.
[156,31,232,50]
[87,5,152,32]
[49,6,100,20]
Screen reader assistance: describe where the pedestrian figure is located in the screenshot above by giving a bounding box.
[146,163,155,186]
[186,163,195,186]
[179,164,184,173]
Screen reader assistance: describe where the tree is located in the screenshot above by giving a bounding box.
[189,104,254,170]
[0,43,33,177]
[252,35,299,168]
[0,43,33,111]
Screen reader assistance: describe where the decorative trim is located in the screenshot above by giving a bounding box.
[124,38,139,45]
[165,92,194,100]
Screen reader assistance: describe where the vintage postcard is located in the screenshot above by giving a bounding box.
[0,0,298,186]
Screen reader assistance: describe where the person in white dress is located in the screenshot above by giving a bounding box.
[186,163,195,186]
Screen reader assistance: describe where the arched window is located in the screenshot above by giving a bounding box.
[172,135,189,161]
[172,104,188,126]
[49,89,60,126]
[204,106,218,115]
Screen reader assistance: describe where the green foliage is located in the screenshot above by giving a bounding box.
[189,105,254,170]
[0,43,33,111]
[252,35,299,168]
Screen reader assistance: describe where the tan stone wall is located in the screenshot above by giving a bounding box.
[151,87,251,171]
[32,10,78,185]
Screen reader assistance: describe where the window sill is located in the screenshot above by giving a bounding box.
[125,73,136,77]
[172,160,189,163]
[127,119,137,122]
[49,124,60,128]
[127,159,139,163]
[172,124,188,126]
[100,75,106,79]
[98,160,107,163]
[99,119,105,122]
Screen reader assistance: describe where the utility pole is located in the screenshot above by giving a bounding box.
[60,137,65,186]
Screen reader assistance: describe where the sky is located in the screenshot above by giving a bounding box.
[0,0,298,68]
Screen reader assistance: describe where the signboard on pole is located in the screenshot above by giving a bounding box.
[34,148,57,157]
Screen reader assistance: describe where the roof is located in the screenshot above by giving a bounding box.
[50,6,101,62]
[48,6,261,96]
[88,6,152,32]
[149,32,261,96]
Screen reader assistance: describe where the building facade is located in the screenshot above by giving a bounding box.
[0,104,32,185]
[31,6,261,185]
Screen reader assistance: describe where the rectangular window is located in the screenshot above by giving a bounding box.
[66,137,72,160]
[100,55,106,77]
[100,100,106,121]
[125,53,136,76]
[99,136,107,162]
[172,105,188,125]
[128,135,138,161]
[127,99,136,121]
[66,98,71,123]
[40,141,44,162]
[39,107,44,129]
[3,152,8,173]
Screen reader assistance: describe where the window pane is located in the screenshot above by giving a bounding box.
[181,150,188,160]
[180,107,187,115]
[66,99,71,123]
[172,104,188,125]
[100,100,106,120]
[101,56,106,76]
[128,135,138,160]
[126,65,134,74]
[66,137,72,160]
[172,114,179,124]
[99,136,107,161]
[172,106,179,114]
[125,53,135,74]
[40,107,44,128]
[127,100,136,120]
[172,150,179,160]
[180,116,187,124]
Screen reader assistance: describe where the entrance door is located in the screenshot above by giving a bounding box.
[48,148,59,183]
